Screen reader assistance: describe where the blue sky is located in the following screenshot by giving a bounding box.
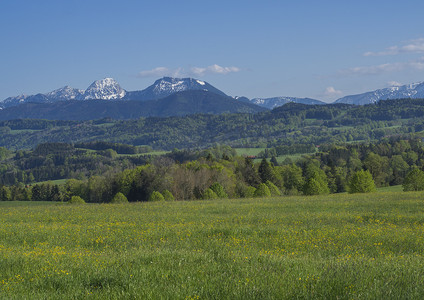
[1,0,424,102]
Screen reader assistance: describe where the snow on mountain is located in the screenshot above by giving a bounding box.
[81,78,126,100]
[0,78,126,108]
[46,86,84,101]
[0,77,228,108]
[2,95,30,106]
[124,77,227,101]
[4,76,424,110]
[334,81,424,105]
[249,97,326,109]
[1,94,51,108]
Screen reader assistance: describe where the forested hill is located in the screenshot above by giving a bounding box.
[1,98,424,150]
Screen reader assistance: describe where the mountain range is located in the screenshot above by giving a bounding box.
[334,82,424,105]
[1,77,424,120]
[1,77,224,108]
[249,97,326,109]
[0,91,265,121]
[249,81,424,107]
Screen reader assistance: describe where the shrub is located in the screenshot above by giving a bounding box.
[303,177,330,195]
[210,182,228,198]
[202,188,218,200]
[235,183,256,198]
[348,170,376,193]
[254,183,271,198]
[110,192,128,204]
[245,186,257,198]
[266,180,281,196]
[162,190,175,201]
[149,191,165,202]
[403,169,424,191]
[68,195,85,204]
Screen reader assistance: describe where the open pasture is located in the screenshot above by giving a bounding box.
[1,192,424,299]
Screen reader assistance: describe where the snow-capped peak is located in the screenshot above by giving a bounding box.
[335,81,424,105]
[82,78,126,100]
[131,77,227,100]
[250,96,326,109]
[46,86,84,100]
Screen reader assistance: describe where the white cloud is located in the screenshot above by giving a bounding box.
[137,64,240,78]
[339,56,424,76]
[190,64,240,76]
[364,38,424,56]
[324,86,343,98]
[137,67,182,78]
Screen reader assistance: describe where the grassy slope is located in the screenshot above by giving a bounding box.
[234,148,266,157]
[234,148,313,164]
[1,192,424,299]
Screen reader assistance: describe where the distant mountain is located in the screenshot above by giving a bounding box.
[81,78,126,100]
[0,77,227,108]
[249,97,326,109]
[0,90,266,120]
[2,93,51,108]
[124,77,227,101]
[0,78,125,108]
[45,86,84,101]
[335,82,424,105]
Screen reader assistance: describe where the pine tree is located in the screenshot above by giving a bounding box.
[258,158,274,183]
[270,156,279,166]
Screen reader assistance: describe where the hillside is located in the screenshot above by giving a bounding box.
[1,98,424,150]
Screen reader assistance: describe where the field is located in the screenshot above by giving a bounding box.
[234,148,266,157]
[234,148,313,163]
[1,192,424,299]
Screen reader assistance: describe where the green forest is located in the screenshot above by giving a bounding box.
[2,98,424,150]
[2,99,424,203]
[1,136,424,203]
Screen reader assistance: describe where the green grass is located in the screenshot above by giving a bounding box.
[0,201,60,207]
[135,150,170,156]
[234,148,266,157]
[33,179,68,186]
[1,192,424,299]
[116,150,170,157]
[234,148,312,164]
[377,185,403,192]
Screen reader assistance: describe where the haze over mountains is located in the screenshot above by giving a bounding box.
[250,97,326,109]
[0,77,266,120]
[1,77,424,120]
[334,82,424,105]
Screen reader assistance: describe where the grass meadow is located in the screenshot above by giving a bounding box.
[1,192,424,299]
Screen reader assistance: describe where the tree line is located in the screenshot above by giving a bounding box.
[2,138,424,202]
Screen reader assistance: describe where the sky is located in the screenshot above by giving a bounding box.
[1,0,424,103]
